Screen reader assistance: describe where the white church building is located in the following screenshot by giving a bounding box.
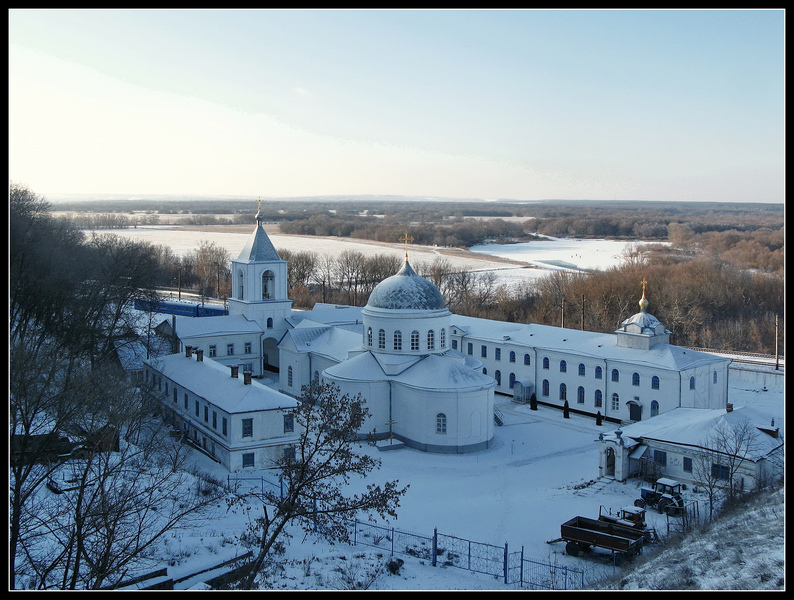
[147,207,732,463]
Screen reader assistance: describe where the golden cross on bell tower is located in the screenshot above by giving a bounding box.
[399,231,414,261]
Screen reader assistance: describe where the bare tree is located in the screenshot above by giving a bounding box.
[693,416,761,520]
[231,381,408,589]
[13,367,224,590]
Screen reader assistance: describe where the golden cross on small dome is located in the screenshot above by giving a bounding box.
[399,231,414,260]
[639,278,649,310]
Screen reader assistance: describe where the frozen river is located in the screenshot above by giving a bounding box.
[90,227,661,286]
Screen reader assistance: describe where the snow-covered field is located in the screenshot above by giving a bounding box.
[154,365,783,591]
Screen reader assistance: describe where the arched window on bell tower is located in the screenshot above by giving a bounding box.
[262,270,274,299]
[237,269,245,300]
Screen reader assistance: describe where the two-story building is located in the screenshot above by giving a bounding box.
[143,346,300,472]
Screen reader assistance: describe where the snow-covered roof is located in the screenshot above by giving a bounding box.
[114,336,173,371]
[606,406,783,461]
[173,315,262,339]
[236,222,282,262]
[449,315,729,371]
[287,304,364,328]
[324,350,494,393]
[284,325,362,360]
[144,352,297,414]
[366,260,447,311]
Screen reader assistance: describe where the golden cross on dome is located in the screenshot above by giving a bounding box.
[399,231,414,260]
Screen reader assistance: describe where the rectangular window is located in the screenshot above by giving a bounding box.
[653,450,667,467]
[184,393,189,410]
[283,446,296,461]
[283,414,294,433]
[683,457,693,473]
[452,340,458,350]
[173,387,178,402]
[245,342,252,354]
[212,411,217,429]
[242,453,255,468]
[495,348,501,361]
[712,463,730,480]
[204,406,209,422]
[467,343,473,356]
[222,417,228,436]
[209,345,217,357]
[481,345,487,358]
[227,343,234,356]
[242,418,253,438]
[195,400,199,417]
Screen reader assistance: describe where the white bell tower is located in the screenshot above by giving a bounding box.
[227,200,292,331]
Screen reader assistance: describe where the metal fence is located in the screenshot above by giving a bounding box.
[348,520,585,590]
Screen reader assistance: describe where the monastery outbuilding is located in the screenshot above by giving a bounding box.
[144,207,736,470]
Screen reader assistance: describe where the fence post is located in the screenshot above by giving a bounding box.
[432,528,437,567]
[520,546,524,587]
[503,542,508,584]
[391,527,395,556]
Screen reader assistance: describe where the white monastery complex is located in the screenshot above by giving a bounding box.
[144,207,739,473]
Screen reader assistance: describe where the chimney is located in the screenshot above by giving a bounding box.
[231,365,239,378]
[195,349,203,362]
[726,403,733,413]
[243,371,252,385]
[185,345,193,358]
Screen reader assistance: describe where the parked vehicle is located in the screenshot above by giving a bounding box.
[634,477,685,516]
[598,506,658,543]
[548,515,647,559]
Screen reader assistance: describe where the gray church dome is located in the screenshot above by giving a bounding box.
[366,260,447,311]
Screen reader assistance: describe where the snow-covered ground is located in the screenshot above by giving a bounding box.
[153,364,782,591]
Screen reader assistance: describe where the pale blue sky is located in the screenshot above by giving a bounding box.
[8,9,785,202]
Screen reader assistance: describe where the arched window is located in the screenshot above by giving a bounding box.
[394,330,402,351]
[543,357,550,370]
[509,351,516,363]
[411,330,420,351]
[482,367,487,375]
[689,376,695,390]
[559,383,567,401]
[578,363,586,376]
[560,360,567,373]
[495,370,502,386]
[611,369,620,383]
[577,386,585,404]
[524,354,531,366]
[611,393,620,411]
[313,370,320,382]
[509,373,516,388]
[594,389,603,408]
[436,413,447,434]
[427,330,435,350]
[378,329,386,349]
[632,372,640,386]
[267,317,274,328]
[595,366,603,380]
[542,379,549,396]
[440,328,446,348]
[262,270,274,299]
[713,371,718,384]
[287,366,293,387]
[651,375,660,390]
[367,327,373,347]
[237,269,245,300]
[650,400,660,417]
